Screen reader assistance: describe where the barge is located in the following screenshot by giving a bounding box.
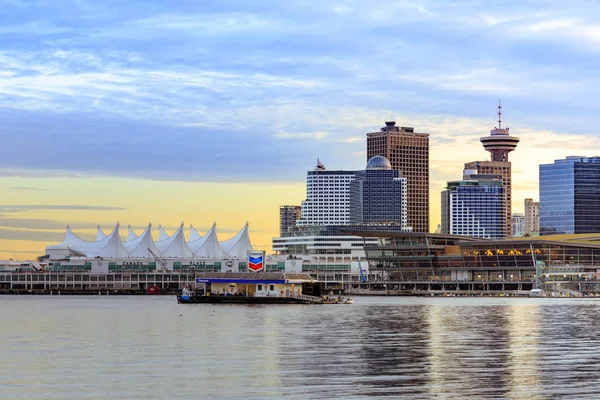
[177,272,323,304]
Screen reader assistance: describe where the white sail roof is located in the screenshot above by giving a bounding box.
[127,225,139,242]
[124,223,160,258]
[45,221,256,260]
[50,224,129,258]
[95,226,107,241]
[221,223,253,259]
[156,223,194,258]
[188,223,225,258]
[188,225,203,242]
[158,225,171,241]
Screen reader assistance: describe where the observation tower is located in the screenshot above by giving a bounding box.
[480,101,520,162]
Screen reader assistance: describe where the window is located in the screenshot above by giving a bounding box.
[270,285,275,291]
[258,284,262,290]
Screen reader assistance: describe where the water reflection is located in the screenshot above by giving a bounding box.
[507,303,541,399]
[5,297,600,398]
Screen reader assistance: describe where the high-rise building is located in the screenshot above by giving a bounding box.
[296,159,355,226]
[279,205,301,237]
[524,198,539,233]
[512,213,525,235]
[464,102,519,237]
[441,169,506,239]
[540,156,600,234]
[296,157,409,228]
[349,156,407,226]
[366,121,429,232]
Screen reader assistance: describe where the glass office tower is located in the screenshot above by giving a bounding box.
[349,156,408,226]
[539,156,600,234]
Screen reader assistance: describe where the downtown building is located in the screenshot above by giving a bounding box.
[540,156,600,234]
[464,103,519,237]
[524,198,540,233]
[512,213,525,236]
[296,159,355,226]
[274,157,410,286]
[279,205,301,237]
[366,121,429,232]
[349,156,408,226]
[441,169,507,239]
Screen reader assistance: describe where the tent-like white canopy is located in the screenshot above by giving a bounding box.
[95,226,107,241]
[126,225,139,242]
[188,223,226,258]
[158,225,171,242]
[124,223,161,258]
[188,225,203,242]
[156,223,194,258]
[48,224,129,259]
[221,222,253,259]
[45,222,255,260]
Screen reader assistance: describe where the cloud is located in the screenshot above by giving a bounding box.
[0,0,599,189]
[0,205,127,213]
[0,228,64,242]
[0,218,94,230]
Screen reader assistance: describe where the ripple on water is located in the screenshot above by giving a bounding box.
[3,296,600,399]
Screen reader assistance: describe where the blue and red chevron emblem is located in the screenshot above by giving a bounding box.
[247,251,264,272]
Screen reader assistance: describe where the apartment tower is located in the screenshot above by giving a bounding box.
[524,198,540,233]
[367,121,429,232]
[279,205,301,237]
[465,102,519,237]
[441,169,506,239]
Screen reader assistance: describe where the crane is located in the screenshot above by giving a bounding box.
[148,248,170,273]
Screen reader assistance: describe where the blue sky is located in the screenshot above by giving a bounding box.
[2,0,600,183]
[3,0,600,256]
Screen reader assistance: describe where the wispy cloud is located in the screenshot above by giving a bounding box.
[0,0,599,187]
[0,228,64,242]
[0,205,127,212]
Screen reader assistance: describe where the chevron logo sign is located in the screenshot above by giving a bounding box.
[248,251,265,272]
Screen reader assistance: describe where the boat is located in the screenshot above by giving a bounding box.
[322,295,354,304]
[177,272,323,304]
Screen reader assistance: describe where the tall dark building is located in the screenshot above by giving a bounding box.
[349,156,407,226]
[279,205,301,237]
[366,121,429,232]
[540,156,600,234]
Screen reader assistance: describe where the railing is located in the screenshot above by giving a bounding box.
[289,292,323,303]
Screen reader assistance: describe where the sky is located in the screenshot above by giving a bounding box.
[3,0,600,259]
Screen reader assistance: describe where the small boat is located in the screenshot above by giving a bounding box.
[322,295,354,304]
[180,287,192,301]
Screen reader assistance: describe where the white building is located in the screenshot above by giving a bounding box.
[441,170,507,239]
[36,223,365,285]
[272,233,375,273]
[512,213,525,236]
[296,159,355,226]
[43,223,255,273]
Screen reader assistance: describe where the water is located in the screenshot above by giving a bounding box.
[2,296,600,399]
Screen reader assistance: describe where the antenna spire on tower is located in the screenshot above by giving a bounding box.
[498,99,502,129]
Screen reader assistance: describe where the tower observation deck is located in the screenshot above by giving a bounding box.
[480,102,520,162]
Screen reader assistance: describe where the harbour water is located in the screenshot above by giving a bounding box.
[3,296,600,399]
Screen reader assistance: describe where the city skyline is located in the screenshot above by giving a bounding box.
[3,1,600,259]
